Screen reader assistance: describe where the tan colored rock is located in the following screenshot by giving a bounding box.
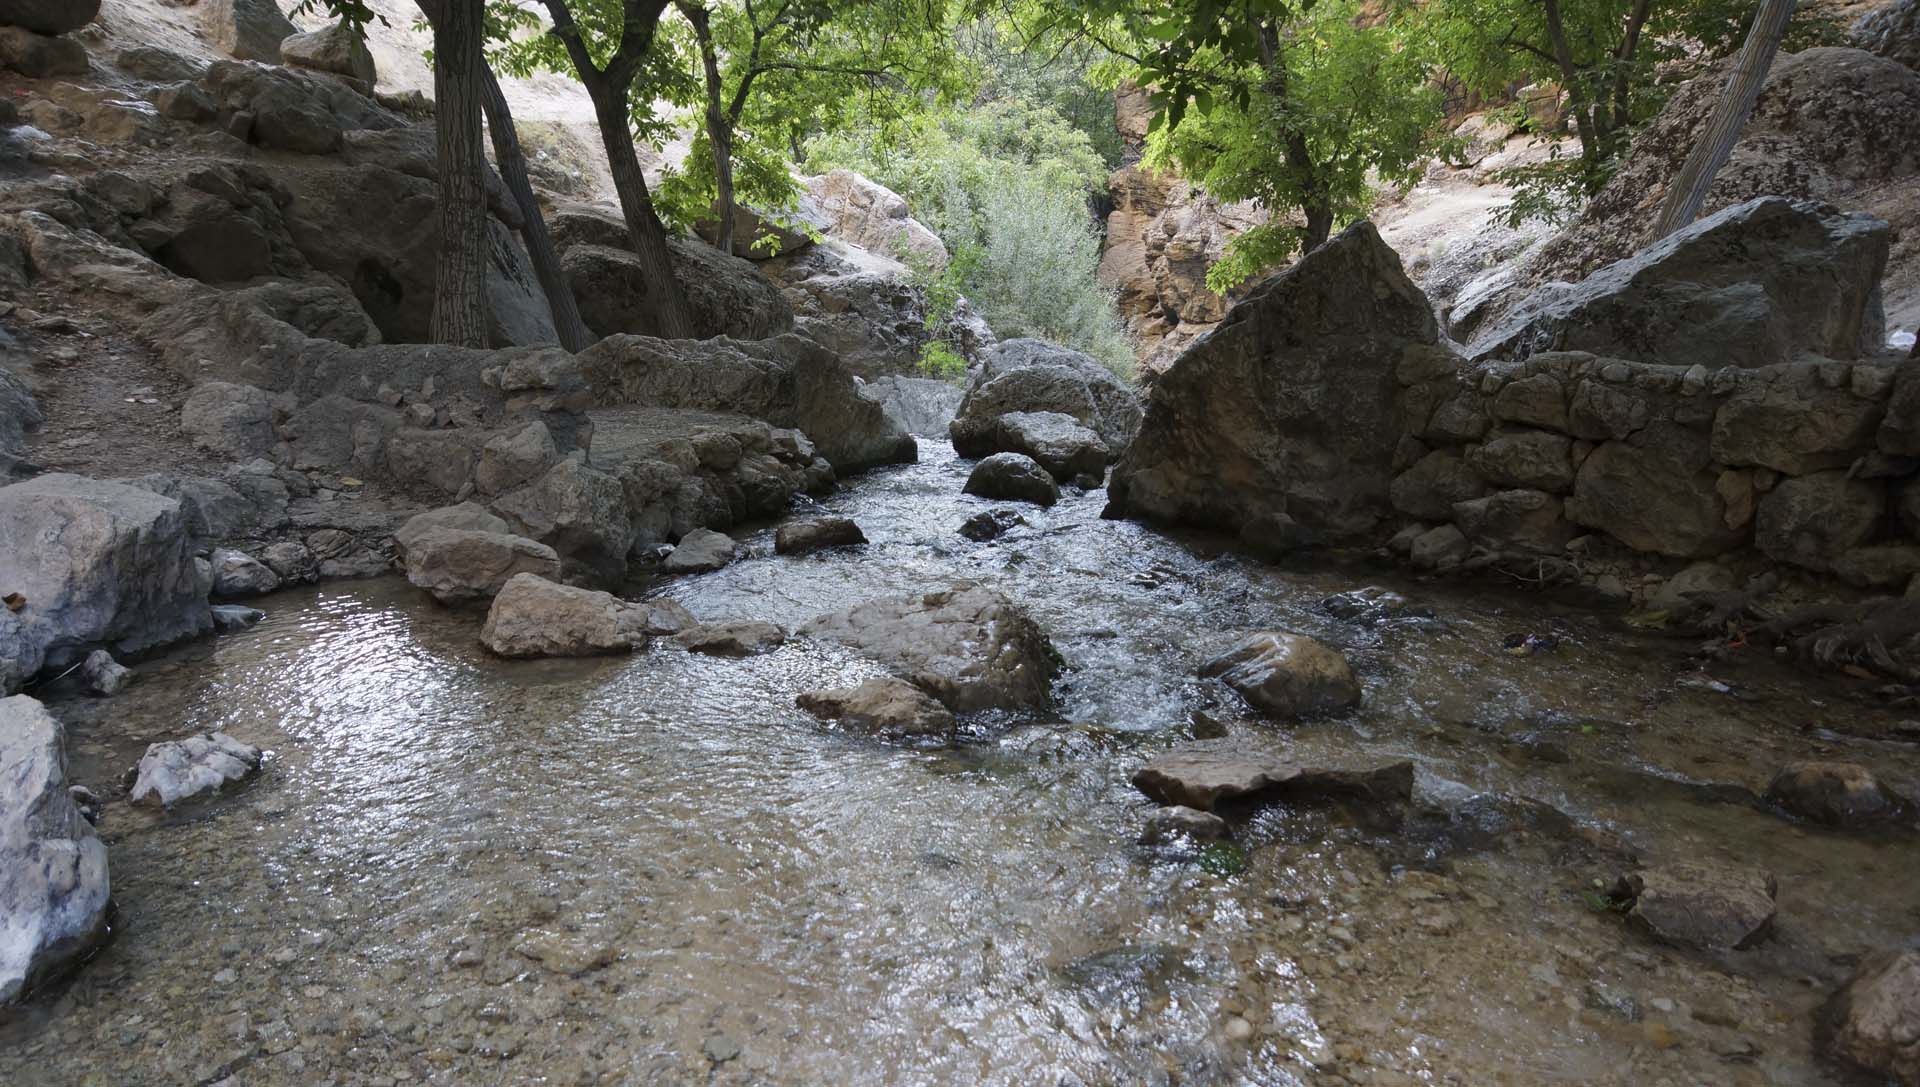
[478,574,648,658]
[1201,632,1360,720]
[796,678,955,740]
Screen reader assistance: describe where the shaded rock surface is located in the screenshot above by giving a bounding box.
[1139,805,1230,845]
[964,452,1059,508]
[1823,949,1920,1086]
[801,585,1058,712]
[1765,761,1909,827]
[662,528,738,574]
[0,695,110,1006]
[775,517,865,555]
[950,339,1140,459]
[128,732,262,807]
[676,620,786,657]
[402,527,561,605]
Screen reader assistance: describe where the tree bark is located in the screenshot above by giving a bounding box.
[679,1,738,255]
[1258,22,1333,253]
[1652,0,1797,238]
[416,0,592,351]
[430,0,490,347]
[542,0,695,340]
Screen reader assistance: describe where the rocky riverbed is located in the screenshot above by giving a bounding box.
[5,442,1918,1086]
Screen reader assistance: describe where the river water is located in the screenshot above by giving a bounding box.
[5,443,1918,1086]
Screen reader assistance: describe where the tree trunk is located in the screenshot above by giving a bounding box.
[1652,0,1796,238]
[430,0,490,347]
[681,1,738,255]
[588,84,696,340]
[478,66,594,351]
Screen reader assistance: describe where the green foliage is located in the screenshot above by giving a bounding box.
[1490,152,1599,229]
[958,19,1127,169]
[918,339,971,380]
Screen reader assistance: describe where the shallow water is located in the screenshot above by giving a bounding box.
[7,443,1920,1087]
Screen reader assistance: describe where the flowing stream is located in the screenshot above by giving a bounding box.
[6,443,1920,1087]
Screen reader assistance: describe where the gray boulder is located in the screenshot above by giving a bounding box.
[180,381,276,459]
[0,0,100,34]
[491,459,633,582]
[479,573,649,658]
[1822,950,1920,1086]
[0,475,212,694]
[1202,632,1361,720]
[866,376,965,437]
[989,411,1110,484]
[1566,422,1744,558]
[676,620,786,657]
[1754,470,1883,571]
[951,338,1140,458]
[403,528,561,605]
[1390,450,1487,521]
[662,528,738,573]
[200,0,297,63]
[963,452,1059,507]
[79,649,130,696]
[394,502,508,553]
[127,731,262,807]
[562,241,793,343]
[774,517,865,555]
[0,695,110,1006]
[796,677,956,741]
[1469,197,1889,367]
[1614,862,1777,951]
[801,585,1058,712]
[474,421,560,496]
[0,363,45,460]
[280,21,375,84]
[1853,0,1920,71]
[210,548,279,597]
[1108,222,1439,546]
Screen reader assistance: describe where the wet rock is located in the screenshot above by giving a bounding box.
[771,517,863,556]
[1822,949,1920,1086]
[1409,524,1470,570]
[991,411,1110,484]
[950,338,1141,459]
[795,677,956,740]
[1754,471,1882,571]
[676,620,786,657]
[0,695,111,1006]
[80,650,130,696]
[209,548,279,598]
[662,528,738,574]
[1765,761,1909,827]
[210,605,264,632]
[403,528,561,605]
[0,25,85,77]
[1139,805,1230,845]
[1321,587,1433,624]
[258,539,329,585]
[964,453,1059,507]
[1470,197,1890,366]
[1131,751,1415,813]
[479,574,649,658]
[0,0,99,35]
[0,475,212,695]
[128,731,262,807]
[1614,862,1777,951]
[801,585,1059,712]
[279,21,375,84]
[200,0,297,63]
[180,381,276,460]
[1201,632,1360,720]
[1109,222,1439,544]
[636,597,696,635]
[959,508,1025,542]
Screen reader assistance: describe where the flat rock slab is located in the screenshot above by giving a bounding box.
[1132,751,1414,814]
[128,731,262,807]
[676,621,786,657]
[1615,862,1777,951]
[796,677,955,740]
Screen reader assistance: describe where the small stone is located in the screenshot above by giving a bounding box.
[795,677,954,740]
[211,605,265,633]
[774,517,866,555]
[959,508,1025,542]
[1765,761,1908,827]
[128,732,263,807]
[662,528,738,574]
[80,649,131,696]
[703,1035,741,1063]
[676,621,786,657]
[1139,805,1230,845]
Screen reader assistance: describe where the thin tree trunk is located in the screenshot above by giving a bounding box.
[1541,0,1606,180]
[1258,23,1333,254]
[430,0,490,347]
[1652,0,1796,238]
[416,0,591,351]
[680,1,738,255]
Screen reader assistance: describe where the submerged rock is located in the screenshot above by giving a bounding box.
[796,677,956,740]
[774,517,866,555]
[1321,587,1433,625]
[963,453,1059,507]
[402,527,562,605]
[801,585,1058,712]
[0,695,111,1006]
[128,731,262,807]
[1201,632,1361,720]
[1765,761,1909,827]
[479,574,648,659]
[636,598,697,635]
[662,528,739,574]
[210,604,265,632]
[1132,751,1415,814]
[959,508,1025,542]
[1822,949,1920,1086]
[675,621,786,657]
[1139,805,1230,845]
[1613,862,1777,951]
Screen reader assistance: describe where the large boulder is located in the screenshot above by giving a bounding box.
[987,412,1109,483]
[1201,632,1361,720]
[1565,422,1745,558]
[1108,221,1440,545]
[800,584,1059,712]
[867,376,965,437]
[0,695,111,1006]
[0,0,100,35]
[490,459,633,583]
[280,21,376,85]
[964,452,1060,507]
[950,338,1140,458]
[577,333,915,473]
[561,239,793,343]
[0,475,212,694]
[767,243,995,378]
[200,0,298,63]
[478,573,650,658]
[402,527,561,604]
[1822,950,1920,1086]
[800,170,949,269]
[0,24,85,77]
[1469,197,1889,367]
